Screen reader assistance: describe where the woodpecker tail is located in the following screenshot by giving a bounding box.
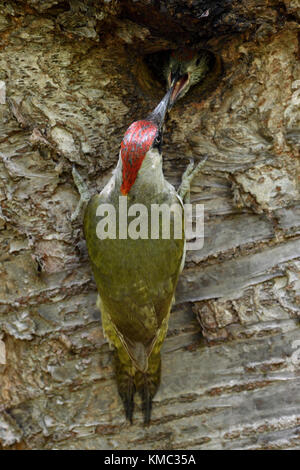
[114,348,161,425]
[135,352,161,425]
[114,351,136,424]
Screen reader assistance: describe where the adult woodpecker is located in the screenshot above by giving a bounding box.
[164,48,212,107]
[72,87,206,424]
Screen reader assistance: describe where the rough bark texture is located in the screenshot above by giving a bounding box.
[0,0,299,450]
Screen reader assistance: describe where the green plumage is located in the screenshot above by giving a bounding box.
[84,183,185,424]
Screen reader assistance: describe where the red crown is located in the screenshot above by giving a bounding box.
[120,120,157,195]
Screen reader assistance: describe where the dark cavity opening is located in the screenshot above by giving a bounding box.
[137,48,221,104]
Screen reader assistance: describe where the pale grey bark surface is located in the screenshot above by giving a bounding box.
[0,0,299,450]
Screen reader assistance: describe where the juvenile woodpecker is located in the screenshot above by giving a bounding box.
[164,48,211,107]
[72,87,206,424]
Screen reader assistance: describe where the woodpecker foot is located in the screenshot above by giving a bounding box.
[178,155,208,203]
[71,166,90,221]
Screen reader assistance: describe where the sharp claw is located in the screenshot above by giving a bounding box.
[70,166,90,221]
[178,155,208,202]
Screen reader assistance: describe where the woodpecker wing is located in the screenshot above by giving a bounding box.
[84,191,185,372]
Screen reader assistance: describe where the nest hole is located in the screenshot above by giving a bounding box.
[133,48,222,104]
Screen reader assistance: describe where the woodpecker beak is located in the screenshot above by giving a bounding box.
[147,87,173,129]
[168,70,190,109]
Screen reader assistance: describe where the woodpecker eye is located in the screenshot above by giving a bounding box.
[153,133,162,149]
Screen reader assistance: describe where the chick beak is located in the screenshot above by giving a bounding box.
[168,70,189,109]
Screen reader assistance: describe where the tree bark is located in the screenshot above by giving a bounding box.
[0,0,299,450]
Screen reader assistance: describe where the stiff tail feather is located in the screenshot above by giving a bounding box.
[114,349,161,425]
[114,351,136,424]
[135,353,161,425]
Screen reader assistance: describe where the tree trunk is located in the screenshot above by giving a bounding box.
[0,0,299,450]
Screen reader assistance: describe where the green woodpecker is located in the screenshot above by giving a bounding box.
[164,48,211,106]
[73,86,206,425]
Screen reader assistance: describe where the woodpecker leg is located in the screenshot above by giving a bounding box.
[71,166,91,221]
[177,155,208,203]
[135,353,161,426]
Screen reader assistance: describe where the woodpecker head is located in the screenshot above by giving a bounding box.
[165,48,211,107]
[120,88,172,196]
